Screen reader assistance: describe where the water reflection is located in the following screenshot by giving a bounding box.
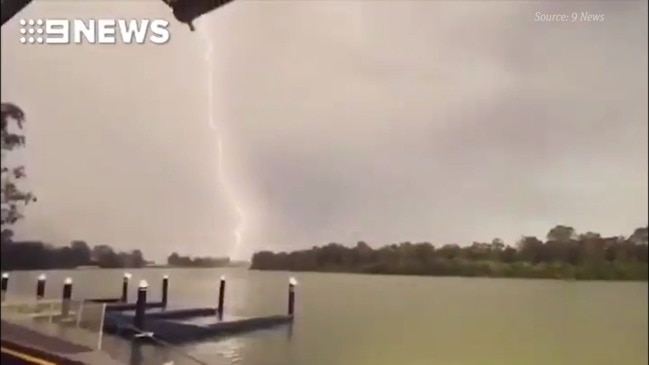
[127,341,177,365]
[286,323,293,341]
[129,342,143,365]
[191,336,246,364]
[227,276,250,317]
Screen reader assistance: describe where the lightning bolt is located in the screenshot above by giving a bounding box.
[199,23,245,260]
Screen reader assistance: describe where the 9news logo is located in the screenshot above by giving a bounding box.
[19,18,171,45]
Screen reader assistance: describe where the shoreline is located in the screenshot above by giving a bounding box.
[2,266,646,282]
[1,265,250,272]
[248,267,649,282]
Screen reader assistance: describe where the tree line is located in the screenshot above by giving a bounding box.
[0,235,241,271]
[251,225,648,281]
[0,230,239,271]
[167,252,231,268]
[0,233,149,271]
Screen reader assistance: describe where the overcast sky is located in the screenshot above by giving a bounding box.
[2,0,647,261]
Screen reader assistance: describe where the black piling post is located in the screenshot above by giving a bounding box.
[217,275,226,319]
[288,277,297,316]
[1,272,9,301]
[36,274,46,300]
[161,275,169,308]
[134,280,148,332]
[121,272,132,303]
[61,277,73,317]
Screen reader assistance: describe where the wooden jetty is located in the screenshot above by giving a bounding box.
[104,310,293,344]
[1,272,298,346]
[102,276,297,344]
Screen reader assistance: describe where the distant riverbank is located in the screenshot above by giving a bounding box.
[147,263,250,269]
[250,225,649,282]
[251,260,648,281]
[0,238,246,272]
[3,263,250,272]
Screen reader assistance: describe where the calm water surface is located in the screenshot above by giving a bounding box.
[4,269,647,365]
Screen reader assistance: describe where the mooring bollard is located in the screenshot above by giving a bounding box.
[36,274,47,300]
[1,272,9,301]
[161,275,169,308]
[217,275,226,319]
[61,277,73,317]
[121,272,132,302]
[288,277,297,316]
[134,280,148,332]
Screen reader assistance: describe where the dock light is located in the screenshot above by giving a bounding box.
[1,272,9,300]
[62,277,74,316]
[121,273,132,302]
[162,275,170,307]
[36,274,47,299]
[288,277,297,316]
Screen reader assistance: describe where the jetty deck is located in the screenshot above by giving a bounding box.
[1,319,123,365]
[104,306,293,344]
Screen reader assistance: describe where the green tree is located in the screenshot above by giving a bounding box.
[491,238,505,251]
[130,249,146,268]
[168,252,180,266]
[517,236,544,263]
[250,225,647,281]
[92,245,121,268]
[546,225,577,242]
[629,227,648,245]
[1,103,36,225]
[70,240,92,266]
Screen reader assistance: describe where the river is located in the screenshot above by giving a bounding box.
[3,268,647,365]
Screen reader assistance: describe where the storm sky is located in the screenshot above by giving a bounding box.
[2,0,647,261]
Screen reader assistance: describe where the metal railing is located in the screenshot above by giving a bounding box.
[1,298,210,364]
[1,298,107,350]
